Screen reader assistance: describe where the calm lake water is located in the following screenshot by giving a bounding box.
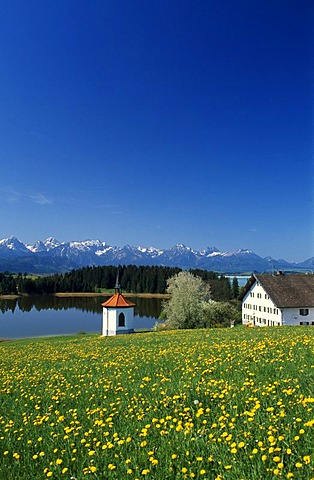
[226,276,250,287]
[0,296,162,340]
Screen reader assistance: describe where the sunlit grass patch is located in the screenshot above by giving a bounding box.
[0,327,313,479]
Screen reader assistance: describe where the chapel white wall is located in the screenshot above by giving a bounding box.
[102,307,134,336]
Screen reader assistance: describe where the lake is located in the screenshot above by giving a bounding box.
[226,275,251,287]
[0,295,163,340]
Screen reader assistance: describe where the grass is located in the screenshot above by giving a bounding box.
[0,327,313,479]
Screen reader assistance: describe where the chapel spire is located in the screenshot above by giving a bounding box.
[114,268,121,294]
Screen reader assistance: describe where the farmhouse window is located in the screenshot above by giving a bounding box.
[299,309,309,316]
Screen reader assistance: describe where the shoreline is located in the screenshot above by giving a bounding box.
[0,292,170,299]
[56,292,170,298]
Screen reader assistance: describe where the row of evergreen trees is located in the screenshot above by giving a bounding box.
[0,266,240,301]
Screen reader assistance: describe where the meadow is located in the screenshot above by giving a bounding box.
[0,327,313,479]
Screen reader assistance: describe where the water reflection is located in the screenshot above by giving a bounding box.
[0,296,163,339]
[0,295,162,317]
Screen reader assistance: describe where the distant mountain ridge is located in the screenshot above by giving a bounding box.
[0,236,312,274]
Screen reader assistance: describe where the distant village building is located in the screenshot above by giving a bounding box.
[240,273,314,327]
[101,273,136,336]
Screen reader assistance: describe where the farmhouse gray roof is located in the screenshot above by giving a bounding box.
[240,274,314,308]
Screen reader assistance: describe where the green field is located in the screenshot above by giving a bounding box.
[0,327,313,479]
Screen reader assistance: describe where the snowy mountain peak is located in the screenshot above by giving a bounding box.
[44,237,61,250]
[0,236,31,257]
[235,249,254,255]
[27,240,47,253]
[0,236,29,251]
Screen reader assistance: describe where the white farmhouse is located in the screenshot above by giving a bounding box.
[240,273,314,327]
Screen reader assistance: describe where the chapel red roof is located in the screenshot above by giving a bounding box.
[101,293,136,308]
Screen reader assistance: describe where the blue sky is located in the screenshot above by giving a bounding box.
[0,0,313,262]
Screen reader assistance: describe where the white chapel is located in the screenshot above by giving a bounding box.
[101,274,135,336]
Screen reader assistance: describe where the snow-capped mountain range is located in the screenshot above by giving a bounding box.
[0,236,312,274]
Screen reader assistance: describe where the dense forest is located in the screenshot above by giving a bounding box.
[0,266,240,301]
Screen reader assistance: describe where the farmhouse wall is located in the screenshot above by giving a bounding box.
[242,281,282,326]
[282,307,314,326]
